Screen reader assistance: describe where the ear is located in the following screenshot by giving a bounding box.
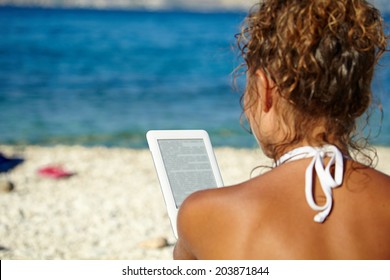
[255,69,274,113]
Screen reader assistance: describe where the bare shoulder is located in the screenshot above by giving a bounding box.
[175,185,243,246]
[174,171,281,259]
[345,162,390,214]
[174,187,231,259]
[346,161,390,195]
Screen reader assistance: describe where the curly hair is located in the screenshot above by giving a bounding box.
[236,0,388,162]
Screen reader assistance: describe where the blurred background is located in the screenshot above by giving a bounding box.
[0,0,389,148]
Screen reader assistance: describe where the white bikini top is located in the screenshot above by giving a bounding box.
[275,145,345,223]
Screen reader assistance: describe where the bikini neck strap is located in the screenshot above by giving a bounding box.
[275,145,345,223]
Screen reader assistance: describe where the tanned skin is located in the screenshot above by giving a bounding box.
[174,159,390,259]
[173,72,390,260]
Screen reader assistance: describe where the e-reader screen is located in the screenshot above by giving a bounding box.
[157,139,217,208]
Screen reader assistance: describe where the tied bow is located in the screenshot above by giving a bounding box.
[276,145,344,223]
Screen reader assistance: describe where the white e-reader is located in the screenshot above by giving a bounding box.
[146,130,224,238]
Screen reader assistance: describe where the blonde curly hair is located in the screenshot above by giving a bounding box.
[237,0,388,162]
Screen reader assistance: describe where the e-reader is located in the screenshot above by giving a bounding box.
[146,130,224,238]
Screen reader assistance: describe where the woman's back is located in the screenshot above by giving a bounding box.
[175,159,390,259]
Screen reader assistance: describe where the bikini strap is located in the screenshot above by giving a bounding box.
[276,145,344,223]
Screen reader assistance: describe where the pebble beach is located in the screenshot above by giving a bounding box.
[0,145,268,259]
[0,145,389,260]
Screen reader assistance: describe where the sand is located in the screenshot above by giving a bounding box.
[0,145,389,260]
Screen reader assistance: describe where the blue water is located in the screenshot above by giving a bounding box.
[0,7,389,148]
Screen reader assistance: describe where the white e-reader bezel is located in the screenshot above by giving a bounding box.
[146,130,224,238]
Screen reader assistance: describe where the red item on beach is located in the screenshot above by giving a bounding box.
[37,166,73,179]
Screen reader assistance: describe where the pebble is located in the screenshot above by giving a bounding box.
[138,237,169,249]
[0,179,14,193]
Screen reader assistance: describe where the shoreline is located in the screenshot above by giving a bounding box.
[0,145,389,259]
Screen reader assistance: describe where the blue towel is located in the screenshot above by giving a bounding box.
[0,153,24,173]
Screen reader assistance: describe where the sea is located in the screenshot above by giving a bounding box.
[0,6,389,149]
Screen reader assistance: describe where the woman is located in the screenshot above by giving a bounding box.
[174,0,390,259]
